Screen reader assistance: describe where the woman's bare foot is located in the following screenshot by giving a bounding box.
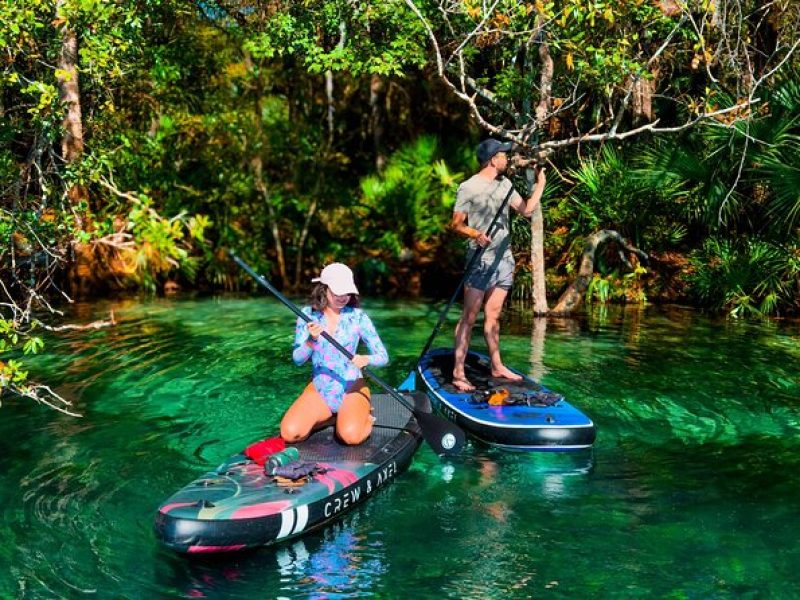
[452,376,476,392]
[491,365,522,381]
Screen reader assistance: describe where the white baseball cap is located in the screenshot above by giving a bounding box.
[311,263,359,295]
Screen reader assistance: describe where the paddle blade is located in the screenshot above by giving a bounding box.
[415,411,466,456]
[397,370,416,392]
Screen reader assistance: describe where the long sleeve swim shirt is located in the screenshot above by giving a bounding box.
[292,306,389,412]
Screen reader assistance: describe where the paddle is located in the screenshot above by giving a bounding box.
[399,180,516,392]
[229,252,466,456]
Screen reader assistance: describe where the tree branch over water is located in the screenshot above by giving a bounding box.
[403,0,799,153]
[403,0,799,310]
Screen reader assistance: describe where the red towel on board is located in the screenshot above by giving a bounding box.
[244,436,286,465]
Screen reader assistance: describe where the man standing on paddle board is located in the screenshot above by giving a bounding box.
[450,139,547,392]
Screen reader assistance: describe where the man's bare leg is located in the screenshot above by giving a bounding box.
[483,286,522,380]
[452,286,484,392]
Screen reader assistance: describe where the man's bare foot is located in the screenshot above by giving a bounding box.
[452,376,476,392]
[491,365,522,381]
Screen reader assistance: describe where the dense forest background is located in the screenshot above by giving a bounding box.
[1,1,799,399]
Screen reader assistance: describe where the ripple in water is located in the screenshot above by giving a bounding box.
[1,299,799,598]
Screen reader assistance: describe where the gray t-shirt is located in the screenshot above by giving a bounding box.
[453,174,522,266]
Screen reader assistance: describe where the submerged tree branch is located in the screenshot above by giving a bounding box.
[36,311,116,332]
[2,382,81,417]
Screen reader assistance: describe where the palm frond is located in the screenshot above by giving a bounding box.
[762,157,800,233]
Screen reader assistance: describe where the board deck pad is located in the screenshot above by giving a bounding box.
[293,391,420,462]
[155,393,425,553]
[425,351,559,402]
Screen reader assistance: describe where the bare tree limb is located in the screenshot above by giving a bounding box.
[35,311,116,332]
[552,230,648,315]
[2,383,81,417]
[530,100,759,153]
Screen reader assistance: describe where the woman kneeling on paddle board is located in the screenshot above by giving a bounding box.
[281,263,389,446]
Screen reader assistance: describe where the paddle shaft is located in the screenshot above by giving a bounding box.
[415,182,516,363]
[230,253,418,414]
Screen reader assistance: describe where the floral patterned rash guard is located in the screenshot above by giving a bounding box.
[292,306,389,412]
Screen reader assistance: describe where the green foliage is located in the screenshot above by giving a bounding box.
[756,80,800,235]
[242,0,428,76]
[356,136,463,257]
[413,0,701,133]
[562,144,686,250]
[2,0,144,129]
[586,274,611,304]
[0,0,198,298]
[546,0,680,85]
[0,312,76,413]
[126,195,210,291]
[510,266,533,302]
[1,0,799,320]
[688,238,800,317]
[0,317,44,392]
[536,75,798,316]
[585,265,648,305]
[636,80,800,236]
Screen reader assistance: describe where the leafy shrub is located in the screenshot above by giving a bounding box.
[585,266,648,305]
[688,237,800,317]
[569,145,687,247]
[355,136,464,258]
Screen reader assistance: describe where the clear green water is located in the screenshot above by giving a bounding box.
[1,296,799,599]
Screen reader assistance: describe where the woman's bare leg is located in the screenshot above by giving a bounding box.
[336,379,373,445]
[280,382,334,443]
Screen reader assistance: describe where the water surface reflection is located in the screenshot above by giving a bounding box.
[0,298,798,598]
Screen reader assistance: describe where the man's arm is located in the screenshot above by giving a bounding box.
[510,166,547,218]
[451,211,491,247]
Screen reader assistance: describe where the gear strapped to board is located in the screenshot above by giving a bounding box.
[469,387,563,407]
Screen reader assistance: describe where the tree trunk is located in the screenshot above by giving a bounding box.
[370,74,387,172]
[528,15,553,315]
[533,16,554,131]
[293,196,318,289]
[551,230,648,314]
[325,22,347,147]
[631,66,658,124]
[244,51,288,287]
[529,189,548,315]
[55,0,87,215]
[325,70,335,146]
[631,75,654,123]
[251,155,287,286]
[56,7,83,162]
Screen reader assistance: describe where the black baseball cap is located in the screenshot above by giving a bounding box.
[476,138,513,164]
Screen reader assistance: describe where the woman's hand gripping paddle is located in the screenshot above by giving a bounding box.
[229,252,465,456]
